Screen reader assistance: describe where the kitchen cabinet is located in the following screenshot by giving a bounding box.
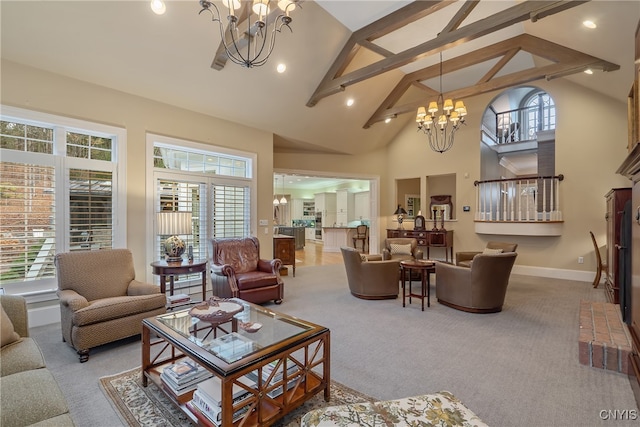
[336,189,354,226]
[305,227,315,240]
[354,191,370,220]
[315,192,336,230]
[291,199,315,220]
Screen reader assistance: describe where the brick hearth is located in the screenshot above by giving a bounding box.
[579,301,633,375]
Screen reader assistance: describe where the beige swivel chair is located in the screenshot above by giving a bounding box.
[435,252,518,313]
[455,241,518,268]
[210,237,284,305]
[55,249,167,362]
[341,247,400,300]
[382,238,424,262]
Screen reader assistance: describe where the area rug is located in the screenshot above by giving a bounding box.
[100,367,376,427]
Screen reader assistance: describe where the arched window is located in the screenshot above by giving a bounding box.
[523,91,556,139]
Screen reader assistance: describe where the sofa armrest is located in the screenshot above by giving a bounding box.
[127,280,160,296]
[56,289,89,312]
[456,251,481,265]
[382,249,391,260]
[211,263,239,294]
[0,295,29,337]
[258,258,282,274]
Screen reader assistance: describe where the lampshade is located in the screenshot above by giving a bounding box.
[157,211,192,236]
[157,211,192,262]
[394,205,407,215]
[443,99,454,111]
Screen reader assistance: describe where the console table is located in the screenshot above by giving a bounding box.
[387,229,454,262]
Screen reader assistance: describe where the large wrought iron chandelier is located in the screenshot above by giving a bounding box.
[416,52,468,153]
[198,0,298,68]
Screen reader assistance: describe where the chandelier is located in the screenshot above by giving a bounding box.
[198,0,298,68]
[416,52,468,153]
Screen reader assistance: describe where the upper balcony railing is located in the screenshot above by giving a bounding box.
[474,175,564,223]
[482,104,555,146]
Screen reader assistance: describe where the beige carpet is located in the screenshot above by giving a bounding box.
[100,367,376,427]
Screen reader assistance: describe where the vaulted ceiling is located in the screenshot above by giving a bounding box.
[1,1,638,156]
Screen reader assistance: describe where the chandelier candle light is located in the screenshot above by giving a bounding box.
[416,52,468,153]
[157,211,193,262]
[198,0,298,68]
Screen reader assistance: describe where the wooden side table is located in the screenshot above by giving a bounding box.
[150,259,208,300]
[273,235,296,277]
[400,260,435,311]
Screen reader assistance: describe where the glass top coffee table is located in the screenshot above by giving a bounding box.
[142,298,330,426]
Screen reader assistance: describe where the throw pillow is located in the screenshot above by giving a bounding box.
[390,243,412,255]
[483,248,504,255]
[1,306,21,347]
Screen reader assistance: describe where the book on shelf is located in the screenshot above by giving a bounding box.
[196,375,255,407]
[246,360,298,385]
[207,332,257,362]
[166,293,192,308]
[189,390,251,425]
[161,382,196,405]
[161,359,212,397]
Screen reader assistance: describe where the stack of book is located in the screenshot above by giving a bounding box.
[166,293,191,308]
[186,376,255,426]
[160,359,212,403]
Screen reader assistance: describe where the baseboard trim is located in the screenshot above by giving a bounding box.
[512,264,596,283]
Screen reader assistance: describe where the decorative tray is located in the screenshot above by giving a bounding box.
[189,296,243,324]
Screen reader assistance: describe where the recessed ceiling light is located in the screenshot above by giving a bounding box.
[584,68,594,75]
[276,63,286,73]
[150,0,166,15]
[583,20,596,29]
[346,98,355,107]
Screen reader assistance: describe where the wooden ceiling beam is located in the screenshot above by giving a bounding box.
[365,33,619,127]
[307,0,456,107]
[441,0,479,34]
[308,0,590,106]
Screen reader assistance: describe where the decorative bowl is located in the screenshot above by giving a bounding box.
[239,321,263,333]
[189,296,243,325]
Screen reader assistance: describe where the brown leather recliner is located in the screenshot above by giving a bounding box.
[382,238,424,262]
[455,241,518,268]
[210,237,283,305]
[341,246,400,300]
[435,252,518,313]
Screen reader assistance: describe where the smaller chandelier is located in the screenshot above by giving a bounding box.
[199,0,297,68]
[416,53,467,153]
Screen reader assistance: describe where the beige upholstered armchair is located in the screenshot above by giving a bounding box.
[341,247,400,300]
[382,238,424,262]
[55,249,166,362]
[435,252,518,313]
[210,237,283,305]
[455,241,518,268]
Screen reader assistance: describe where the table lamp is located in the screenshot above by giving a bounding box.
[394,205,407,229]
[157,211,192,262]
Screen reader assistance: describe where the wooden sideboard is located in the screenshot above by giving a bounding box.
[273,235,295,277]
[386,229,454,262]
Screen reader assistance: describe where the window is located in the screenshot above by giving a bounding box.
[0,106,126,295]
[524,91,556,138]
[147,134,255,288]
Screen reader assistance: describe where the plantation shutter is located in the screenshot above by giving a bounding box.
[68,169,113,251]
[0,162,56,282]
[211,184,250,238]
